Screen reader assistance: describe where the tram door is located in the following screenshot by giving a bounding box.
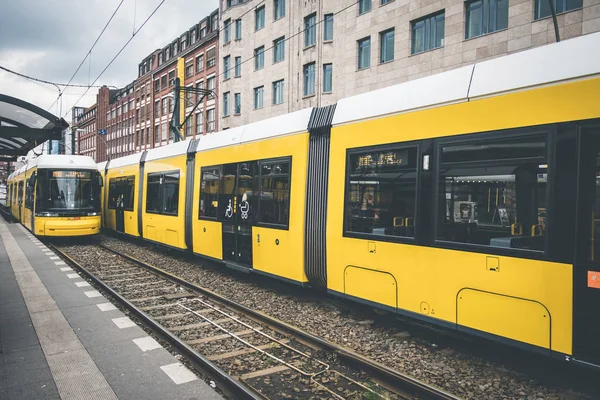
[116,203,125,233]
[573,126,600,364]
[220,162,256,267]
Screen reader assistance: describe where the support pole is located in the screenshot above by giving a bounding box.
[547,0,561,42]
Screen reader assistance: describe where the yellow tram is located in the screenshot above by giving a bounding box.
[100,33,600,367]
[7,154,102,236]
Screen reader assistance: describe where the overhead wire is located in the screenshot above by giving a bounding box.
[46,0,126,112]
[63,0,168,119]
[0,65,111,89]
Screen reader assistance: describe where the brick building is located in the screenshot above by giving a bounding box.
[74,9,220,162]
[219,0,600,129]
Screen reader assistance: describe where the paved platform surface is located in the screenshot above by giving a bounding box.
[0,218,223,400]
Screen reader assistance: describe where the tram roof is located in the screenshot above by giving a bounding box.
[332,31,600,126]
[8,154,98,179]
[0,94,68,162]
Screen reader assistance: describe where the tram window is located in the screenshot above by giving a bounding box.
[108,176,135,211]
[259,160,290,226]
[146,174,162,213]
[162,172,180,215]
[25,176,34,210]
[437,135,548,252]
[18,181,24,204]
[146,171,180,216]
[345,146,418,238]
[200,167,220,219]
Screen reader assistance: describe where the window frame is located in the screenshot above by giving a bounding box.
[273,79,284,105]
[224,19,231,43]
[465,0,508,39]
[380,28,395,63]
[304,13,317,47]
[359,0,372,14]
[223,55,231,80]
[235,19,242,40]
[324,14,334,41]
[257,156,293,230]
[433,126,555,259]
[357,37,371,70]
[255,46,265,70]
[343,141,421,244]
[323,63,333,93]
[255,6,265,31]
[254,86,264,109]
[145,170,181,216]
[273,36,285,63]
[274,0,285,20]
[303,62,316,97]
[198,165,222,220]
[411,11,445,55]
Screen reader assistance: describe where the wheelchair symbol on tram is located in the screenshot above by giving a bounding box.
[225,199,233,218]
[240,192,249,220]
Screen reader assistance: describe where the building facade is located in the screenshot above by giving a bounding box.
[219,0,600,129]
[74,105,97,159]
[75,9,220,162]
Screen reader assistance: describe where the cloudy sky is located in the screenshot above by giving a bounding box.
[0,0,218,123]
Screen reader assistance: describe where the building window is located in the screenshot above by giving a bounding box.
[274,0,285,20]
[185,117,192,137]
[146,171,180,216]
[255,6,265,31]
[254,86,264,109]
[273,80,284,105]
[382,0,393,4]
[207,109,215,132]
[196,54,204,73]
[359,0,372,14]
[466,0,507,39]
[345,145,418,238]
[224,19,231,43]
[154,100,160,116]
[206,48,216,68]
[380,28,395,63]
[196,112,204,134]
[303,62,316,97]
[223,92,230,117]
[323,63,332,93]
[357,37,371,69]
[324,14,333,41]
[185,63,194,78]
[259,159,291,226]
[254,46,265,70]
[224,56,231,79]
[162,98,168,116]
[234,56,242,77]
[535,0,581,19]
[235,19,242,40]
[168,71,175,86]
[304,13,316,47]
[273,37,285,63]
[437,134,548,252]
[412,12,445,54]
[207,76,215,91]
[234,93,241,114]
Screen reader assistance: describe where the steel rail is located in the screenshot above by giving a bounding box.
[95,243,459,400]
[48,244,262,400]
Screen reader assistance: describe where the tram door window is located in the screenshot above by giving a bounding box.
[345,146,418,238]
[573,126,600,364]
[218,162,258,266]
[199,167,220,218]
[437,134,548,252]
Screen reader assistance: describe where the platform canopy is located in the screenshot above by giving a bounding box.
[0,94,68,162]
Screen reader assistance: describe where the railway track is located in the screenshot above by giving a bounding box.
[50,242,459,400]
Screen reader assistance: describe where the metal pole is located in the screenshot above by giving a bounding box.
[547,0,561,42]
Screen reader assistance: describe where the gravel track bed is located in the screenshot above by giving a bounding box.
[90,235,598,400]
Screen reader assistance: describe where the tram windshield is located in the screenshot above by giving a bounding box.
[36,169,101,214]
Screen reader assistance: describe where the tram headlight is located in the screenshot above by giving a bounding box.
[35,212,59,217]
[86,212,98,216]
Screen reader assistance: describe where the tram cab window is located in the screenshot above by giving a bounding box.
[108,176,135,211]
[200,167,220,219]
[437,135,548,252]
[25,175,34,210]
[259,160,291,226]
[345,146,418,238]
[146,171,180,216]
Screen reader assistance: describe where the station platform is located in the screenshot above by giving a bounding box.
[0,218,223,400]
